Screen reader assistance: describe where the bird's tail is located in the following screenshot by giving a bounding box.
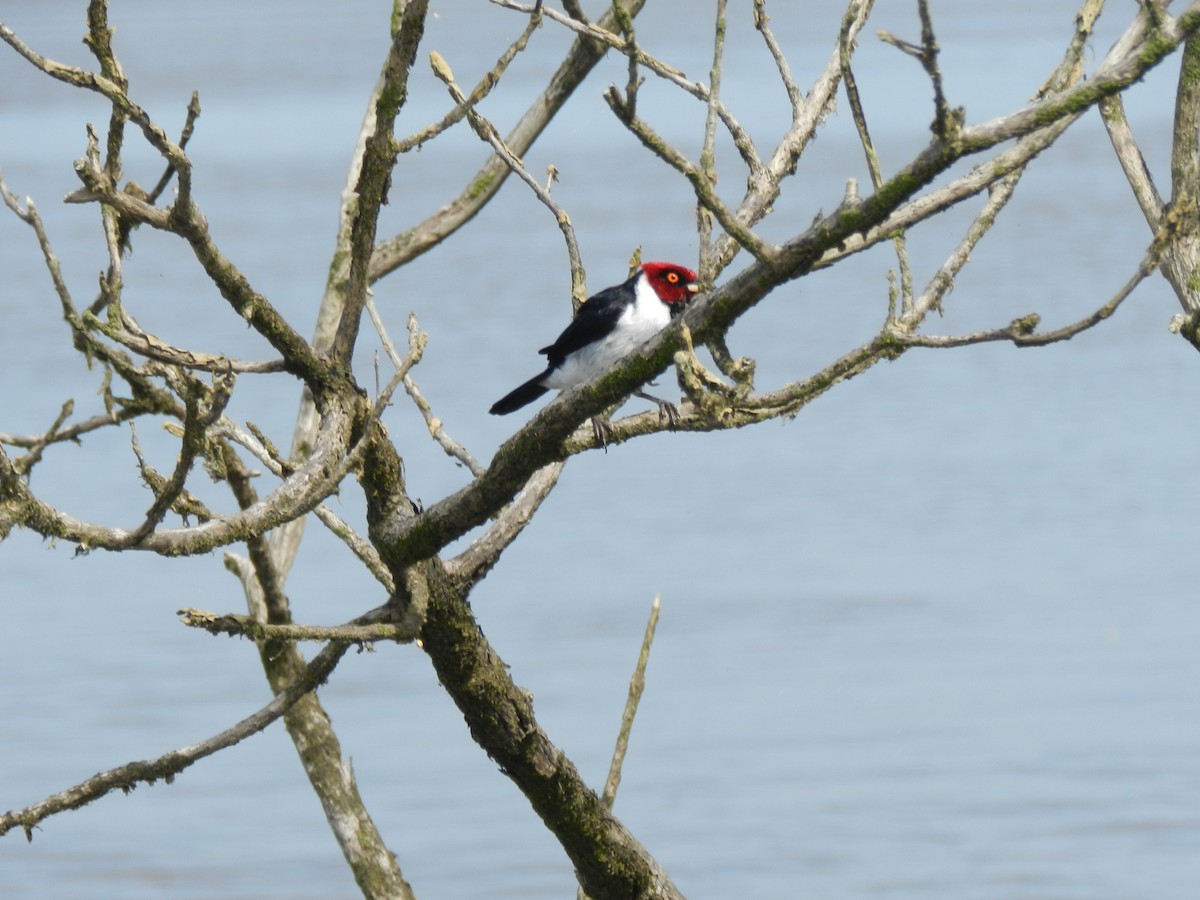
[490,374,550,415]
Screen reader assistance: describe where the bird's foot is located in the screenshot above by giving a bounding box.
[634,390,680,429]
[591,416,613,452]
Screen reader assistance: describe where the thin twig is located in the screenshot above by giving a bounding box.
[87,306,288,373]
[430,50,587,305]
[878,0,959,143]
[365,297,485,475]
[841,9,913,318]
[178,607,417,643]
[93,122,126,318]
[0,409,131,452]
[369,0,649,283]
[0,641,351,841]
[605,88,777,264]
[211,416,396,591]
[898,222,1175,349]
[577,594,662,900]
[706,0,873,276]
[490,0,762,179]
[124,371,233,545]
[0,19,191,187]
[145,90,201,206]
[0,176,78,330]
[1100,95,1165,230]
[395,1,544,153]
[0,401,358,557]
[68,131,333,389]
[752,0,801,110]
[698,0,727,272]
[445,460,564,585]
[404,375,487,476]
[9,401,74,477]
[917,0,954,140]
[601,595,660,809]
[902,169,1024,327]
[129,423,217,524]
[612,0,642,113]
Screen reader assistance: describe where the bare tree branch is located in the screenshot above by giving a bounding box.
[605,86,778,264]
[1100,13,1200,347]
[178,607,417,644]
[219,407,415,899]
[492,0,762,179]
[896,229,1162,348]
[123,371,233,545]
[0,641,351,842]
[429,50,587,306]
[90,305,288,373]
[752,0,801,110]
[697,0,728,269]
[903,172,1021,326]
[416,565,685,899]
[1,401,357,555]
[395,0,545,153]
[68,146,333,390]
[0,19,190,176]
[1101,94,1165,230]
[842,9,914,318]
[329,0,430,367]
[578,594,661,900]
[446,461,564,586]
[880,0,959,143]
[369,0,649,282]
[601,594,659,810]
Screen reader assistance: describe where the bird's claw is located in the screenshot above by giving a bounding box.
[634,390,680,429]
[591,416,613,452]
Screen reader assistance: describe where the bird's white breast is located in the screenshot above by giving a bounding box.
[542,275,671,390]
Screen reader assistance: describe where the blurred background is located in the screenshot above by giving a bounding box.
[2,1,1198,897]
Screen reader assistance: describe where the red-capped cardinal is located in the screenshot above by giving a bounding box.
[489,261,699,424]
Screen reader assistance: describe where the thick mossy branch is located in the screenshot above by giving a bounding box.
[330,0,428,366]
[418,565,683,900]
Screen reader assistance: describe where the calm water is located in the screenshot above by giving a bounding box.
[2,2,1199,897]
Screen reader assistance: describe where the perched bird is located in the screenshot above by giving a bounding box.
[489,261,699,425]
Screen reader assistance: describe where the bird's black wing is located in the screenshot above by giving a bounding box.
[538,275,637,367]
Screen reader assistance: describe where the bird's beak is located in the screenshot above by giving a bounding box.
[673,282,699,316]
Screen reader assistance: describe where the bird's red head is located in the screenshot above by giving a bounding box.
[640,261,700,306]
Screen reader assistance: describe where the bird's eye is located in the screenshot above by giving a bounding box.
[666,272,679,283]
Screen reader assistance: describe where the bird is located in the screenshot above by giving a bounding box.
[489,261,700,428]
